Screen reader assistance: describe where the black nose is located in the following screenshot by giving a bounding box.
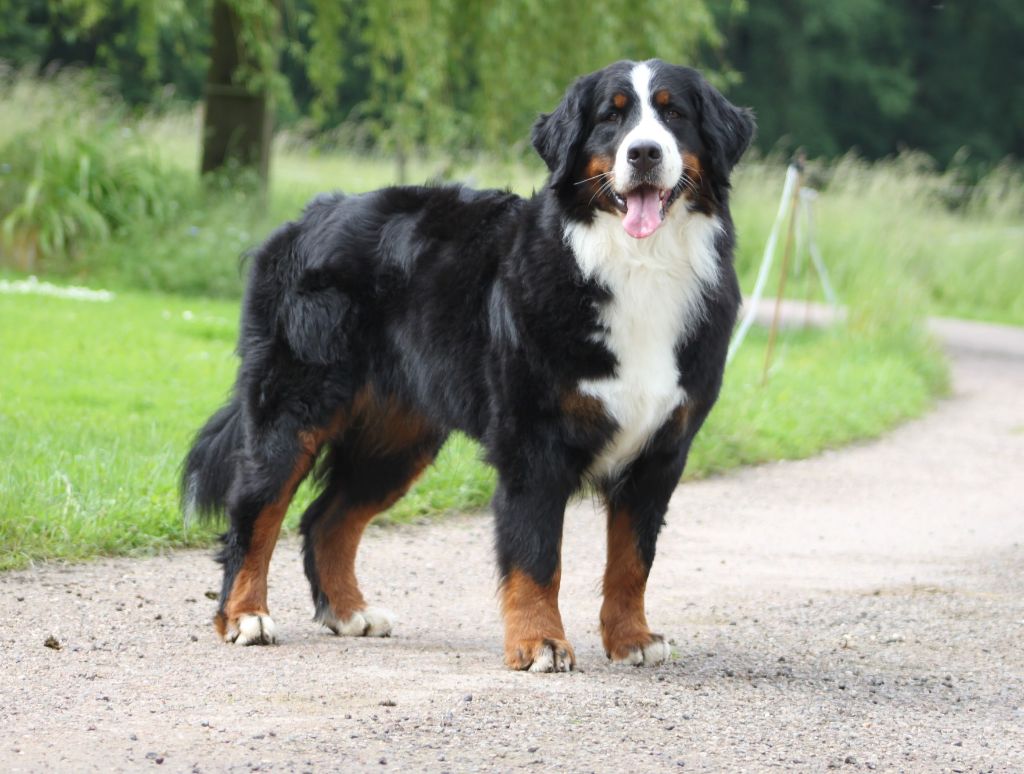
[627,142,662,174]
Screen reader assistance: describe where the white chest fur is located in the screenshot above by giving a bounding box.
[565,210,722,479]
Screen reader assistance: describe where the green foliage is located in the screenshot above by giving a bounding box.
[357,0,465,155]
[77,173,268,297]
[343,0,723,155]
[692,326,947,477]
[460,0,718,152]
[0,289,944,570]
[0,0,727,158]
[0,74,188,268]
[0,0,209,105]
[3,0,1022,164]
[221,0,293,107]
[303,0,348,125]
[714,0,1024,166]
[0,131,185,264]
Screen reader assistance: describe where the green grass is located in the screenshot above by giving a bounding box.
[0,288,944,571]
[729,154,1024,327]
[0,290,497,570]
[694,325,947,473]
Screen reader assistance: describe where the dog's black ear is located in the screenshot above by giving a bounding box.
[532,75,594,190]
[697,80,756,176]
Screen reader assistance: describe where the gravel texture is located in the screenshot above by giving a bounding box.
[2,316,1023,772]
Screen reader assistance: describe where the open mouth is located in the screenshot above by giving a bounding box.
[612,184,680,239]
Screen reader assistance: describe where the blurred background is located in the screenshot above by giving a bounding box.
[1,0,1021,293]
[0,1,1021,567]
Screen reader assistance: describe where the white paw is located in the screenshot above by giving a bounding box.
[612,637,671,667]
[321,606,395,637]
[230,614,277,646]
[528,643,574,673]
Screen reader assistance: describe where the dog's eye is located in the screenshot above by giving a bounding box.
[663,109,682,121]
[602,110,621,124]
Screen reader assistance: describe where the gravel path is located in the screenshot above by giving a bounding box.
[3,316,1023,773]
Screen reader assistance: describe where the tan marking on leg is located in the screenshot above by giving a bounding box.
[220,460,310,631]
[316,448,435,623]
[217,410,345,639]
[600,507,658,660]
[349,389,436,456]
[315,503,375,620]
[213,610,229,639]
[501,567,575,671]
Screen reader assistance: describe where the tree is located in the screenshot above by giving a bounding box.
[5,0,1022,169]
[0,0,208,104]
[338,0,724,178]
[900,0,1024,166]
[714,0,916,158]
[3,0,728,179]
[712,0,1024,166]
[200,0,281,181]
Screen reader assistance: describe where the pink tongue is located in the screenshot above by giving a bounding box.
[622,188,664,238]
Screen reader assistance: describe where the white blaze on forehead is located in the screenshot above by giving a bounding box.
[613,62,683,193]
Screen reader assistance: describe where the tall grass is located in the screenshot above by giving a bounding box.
[730,153,1024,326]
[1,71,1019,325]
[0,69,191,271]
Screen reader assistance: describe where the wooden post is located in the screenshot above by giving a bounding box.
[762,153,805,385]
[200,0,274,183]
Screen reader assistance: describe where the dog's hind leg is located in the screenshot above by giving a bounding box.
[300,394,444,638]
[215,410,346,645]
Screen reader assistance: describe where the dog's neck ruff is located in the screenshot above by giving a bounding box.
[564,208,722,479]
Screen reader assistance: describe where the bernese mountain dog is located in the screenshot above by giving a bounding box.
[183,59,755,672]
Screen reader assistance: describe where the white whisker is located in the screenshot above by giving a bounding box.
[575,171,613,186]
[587,178,616,208]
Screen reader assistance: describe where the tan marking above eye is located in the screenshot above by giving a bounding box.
[655,89,671,107]
[612,93,628,109]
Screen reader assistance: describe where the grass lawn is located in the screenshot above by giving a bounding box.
[0,288,945,570]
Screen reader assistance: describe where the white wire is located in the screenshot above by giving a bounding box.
[794,184,808,280]
[727,164,799,363]
[802,190,838,308]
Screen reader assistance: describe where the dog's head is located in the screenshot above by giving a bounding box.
[532,60,755,238]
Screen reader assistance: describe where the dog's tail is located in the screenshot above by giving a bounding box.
[181,397,244,522]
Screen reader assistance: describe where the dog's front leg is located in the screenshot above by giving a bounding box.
[599,439,692,667]
[492,476,575,672]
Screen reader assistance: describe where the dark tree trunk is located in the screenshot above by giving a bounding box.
[200,0,273,182]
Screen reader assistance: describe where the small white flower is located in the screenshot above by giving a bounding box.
[0,277,113,302]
